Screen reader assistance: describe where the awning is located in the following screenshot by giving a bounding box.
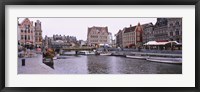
[144,41,181,46]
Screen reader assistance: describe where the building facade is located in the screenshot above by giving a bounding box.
[153,18,182,43]
[116,23,143,48]
[87,26,109,46]
[115,30,123,48]
[153,18,169,42]
[44,34,78,50]
[35,20,43,48]
[122,25,136,48]
[142,22,154,44]
[115,18,182,49]
[108,32,113,45]
[53,34,77,43]
[167,18,182,43]
[135,23,143,48]
[18,18,35,48]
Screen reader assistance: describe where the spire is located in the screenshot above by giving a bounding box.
[138,22,140,26]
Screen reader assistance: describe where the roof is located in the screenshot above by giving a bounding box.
[19,18,33,26]
[141,22,154,28]
[88,26,108,35]
[123,26,136,33]
[154,18,168,27]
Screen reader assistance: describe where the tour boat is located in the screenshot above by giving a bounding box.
[99,53,112,56]
[126,55,148,60]
[146,57,182,64]
[77,51,95,55]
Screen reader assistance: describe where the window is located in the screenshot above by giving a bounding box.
[28,29,30,33]
[25,36,27,40]
[21,35,23,40]
[28,35,30,40]
[170,32,173,36]
[176,22,180,26]
[170,23,173,27]
[39,38,42,42]
[176,38,180,42]
[25,25,28,29]
[21,30,23,33]
[175,31,179,35]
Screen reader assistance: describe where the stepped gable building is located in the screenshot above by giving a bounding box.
[153,18,182,43]
[153,18,169,42]
[134,23,143,48]
[18,18,43,48]
[18,18,35,48]
[141,22,154,44]
[87,26,109,46]
[167,18,182,43]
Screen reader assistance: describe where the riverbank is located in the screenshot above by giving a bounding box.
[18,54,55,74]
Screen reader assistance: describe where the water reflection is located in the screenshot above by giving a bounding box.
[53,55,182,74]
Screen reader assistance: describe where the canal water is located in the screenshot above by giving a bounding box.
[53,55,182,74]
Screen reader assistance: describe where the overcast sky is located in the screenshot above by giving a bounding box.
[18,18,157,41]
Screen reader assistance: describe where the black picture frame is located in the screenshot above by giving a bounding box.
[0,0,199,92]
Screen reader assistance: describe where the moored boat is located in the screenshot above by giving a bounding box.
[100,53,112,56]
[126,55,148,60]
[146,57,182,64]
[77,51,95,55]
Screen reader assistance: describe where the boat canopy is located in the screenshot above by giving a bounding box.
[144,41,181,46]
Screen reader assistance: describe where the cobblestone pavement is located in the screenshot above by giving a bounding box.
[18,54,56,74]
